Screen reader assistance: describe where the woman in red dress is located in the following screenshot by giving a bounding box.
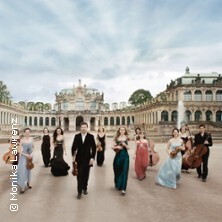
[134,131,149,180]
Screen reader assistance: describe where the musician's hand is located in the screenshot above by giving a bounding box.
[121,142,127,147]
[204,141,209,144]
[89,158,94,166]
[27,154,32,159]
[114,145,122,149]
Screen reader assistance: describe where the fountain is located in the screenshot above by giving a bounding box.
[177,100,186,129]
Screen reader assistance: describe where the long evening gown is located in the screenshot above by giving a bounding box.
[51,139,70,176]
[41,135,51,167]
[156,142,182,189]
[134,141,149,179]
[96,134,106,166]
[17,141,33,190]
[113,140,129,191]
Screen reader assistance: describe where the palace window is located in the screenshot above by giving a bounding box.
[171,111,178,122]
[29,117,32,126]
[161,111,168,122]
[205,90,213,101]
[185,110,191,122]
[205,110,212,121]
[110,117,114,125]
[127,116,130,125]
[45,117,49,126]
[39,117,43,126]
[104,117,108,126]
[194,90,202,101]
[90,101,97,111]
[184,90,192,101]
[25,116,27,125]
[116,117,120,125]
[63,100,69,111]
[216,90,222,101]
[122,116,125,125]
[51,117,56,126]
[76,99,84,111]
[216,110,222,122]
[34,117,38,126]
[195,110,202,121]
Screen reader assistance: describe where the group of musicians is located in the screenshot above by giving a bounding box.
[3,123,212,196]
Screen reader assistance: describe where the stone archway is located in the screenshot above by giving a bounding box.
[64,117,69,131]
[76,116,84,131]
[90,117,95,131]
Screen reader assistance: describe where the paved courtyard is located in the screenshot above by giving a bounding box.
[0,133,221,222]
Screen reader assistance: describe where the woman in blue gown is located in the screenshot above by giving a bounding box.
[17,128,34,193]
[156,128,185,189]
[112,126,130,195]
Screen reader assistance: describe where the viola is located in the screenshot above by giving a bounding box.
[186,133,211,169]
[72,161,78,176]
[2,144,16,164]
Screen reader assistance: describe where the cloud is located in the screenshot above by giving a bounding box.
[0,0,222,105]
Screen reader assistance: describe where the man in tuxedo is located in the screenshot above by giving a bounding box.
[194,124,213,182]
[71,122,96,199]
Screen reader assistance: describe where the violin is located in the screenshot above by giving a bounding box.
[170,146,182,159]
[185,133,211,169]
[26,157,34,170]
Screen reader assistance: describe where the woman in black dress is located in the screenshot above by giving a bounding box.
[96,127,106,166]
[41,127,51,167]
[51,127,69,176]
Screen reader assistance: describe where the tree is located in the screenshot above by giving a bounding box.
[128,89,153,106]
[0,81,11,103]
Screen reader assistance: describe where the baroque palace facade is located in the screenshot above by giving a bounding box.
[0,68,222,137]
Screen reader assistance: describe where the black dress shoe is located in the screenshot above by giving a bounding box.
[77,193,82,199]
[202,179,207,182]
[83,190,88,195]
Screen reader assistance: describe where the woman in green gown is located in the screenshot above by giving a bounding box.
[112,126,130,195]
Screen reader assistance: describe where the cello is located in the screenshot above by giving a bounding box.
[182,138,194,170]
[185,134,211,169]
[142,125,160,167]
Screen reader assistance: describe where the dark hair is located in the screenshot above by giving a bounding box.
[199,124,205,128]
[24,127,31,132]
[43,127,49,133]
[135,127,141,134]
[53,127,64,143]
[114,126,129,142]
[172,128,179,137]
[138,131,146,139]
[80,122,88,127]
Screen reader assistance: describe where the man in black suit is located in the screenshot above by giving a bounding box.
[71,122,96,199]
[194,124,213,182]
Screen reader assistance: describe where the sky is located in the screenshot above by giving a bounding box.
[0,0,222,106]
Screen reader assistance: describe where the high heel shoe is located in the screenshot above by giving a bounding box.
[121,190,126,196]
[27,182,32,189]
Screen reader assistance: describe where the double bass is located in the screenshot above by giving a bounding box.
[184,134,211,169]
